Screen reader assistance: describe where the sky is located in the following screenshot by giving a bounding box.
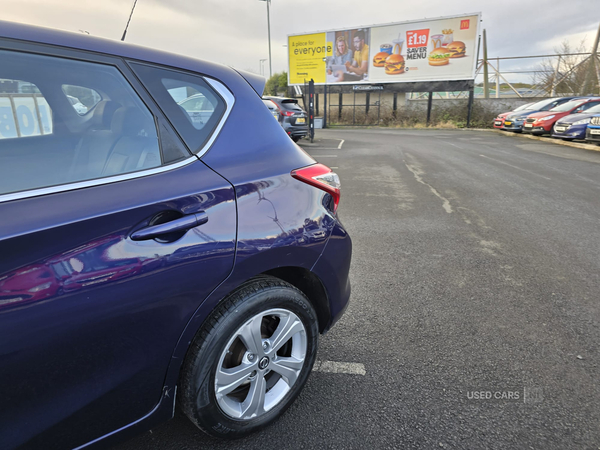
[1,0,598,82]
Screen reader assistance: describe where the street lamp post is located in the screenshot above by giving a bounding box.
[259,0,272,78]
[259,59,267,77]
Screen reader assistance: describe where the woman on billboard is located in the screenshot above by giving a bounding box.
[327,35,353,72]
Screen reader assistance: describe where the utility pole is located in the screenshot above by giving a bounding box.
[581,22,600,95]
[483,29,489,99]
[267,0,272,78]
[259,0,273,78]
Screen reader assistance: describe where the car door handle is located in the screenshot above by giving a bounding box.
[131,212,208,241]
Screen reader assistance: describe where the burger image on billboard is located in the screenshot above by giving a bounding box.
[428,48,450,66]
[373,51,389,67]
[447,41,466,58]
[384,54,405,75]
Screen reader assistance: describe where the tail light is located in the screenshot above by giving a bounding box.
[291,164,341,212]
[272,102,295,117]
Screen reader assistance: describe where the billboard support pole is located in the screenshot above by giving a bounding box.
[393,93,398,118]
[426,91,433,126]
[483,29,489,99]
[353,89,356,125]
[466,84,474,128]
[308,79,315,143]
[323,85,327,129]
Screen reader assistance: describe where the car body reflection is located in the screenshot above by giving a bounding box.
[0,180,335,311]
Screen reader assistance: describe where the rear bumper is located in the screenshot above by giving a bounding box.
[311,217,352,332]
[283,124,308,137]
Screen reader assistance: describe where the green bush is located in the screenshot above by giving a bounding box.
[264,72,288,96]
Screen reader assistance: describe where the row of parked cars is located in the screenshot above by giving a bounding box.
[493,96,600,144]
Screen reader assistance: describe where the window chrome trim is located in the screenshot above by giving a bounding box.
[199,77,235,158]
[0,77,234,205]
[0,156,198,204]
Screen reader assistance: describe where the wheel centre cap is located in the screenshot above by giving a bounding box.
[258,356,270,370]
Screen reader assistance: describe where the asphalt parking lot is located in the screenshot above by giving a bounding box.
[116,128,600,450]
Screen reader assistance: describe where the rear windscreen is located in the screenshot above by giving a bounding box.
[281,100,303,111]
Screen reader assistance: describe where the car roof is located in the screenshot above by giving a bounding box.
[0,20,266,95]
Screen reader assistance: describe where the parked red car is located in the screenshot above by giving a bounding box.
[523,98,600,135]
[492,103,534,129]
[0,264,61,308]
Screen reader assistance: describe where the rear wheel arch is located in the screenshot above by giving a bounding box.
[262,267,331,333]
[162,267,331,415]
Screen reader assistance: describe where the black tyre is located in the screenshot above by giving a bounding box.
[179,276,318,439]
[291,136,301,143]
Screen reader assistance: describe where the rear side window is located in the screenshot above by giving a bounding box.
[0,49,163,197]
[0,79,52,138]
[130,63,226,154]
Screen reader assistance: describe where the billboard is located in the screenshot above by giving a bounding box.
[288,13,481,85]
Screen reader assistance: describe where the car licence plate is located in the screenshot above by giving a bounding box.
[494,121,502,126]
[296,118,305,124]
[555,126,567,132]
[591,129,600,135]
[524,124,533,128]
[504,121,512,126]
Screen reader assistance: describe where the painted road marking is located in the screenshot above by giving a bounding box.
[338,139,345,149]
[313,360,366,375]
[404,157,453,214]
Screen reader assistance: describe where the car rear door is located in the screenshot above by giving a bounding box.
[0,43,236,449]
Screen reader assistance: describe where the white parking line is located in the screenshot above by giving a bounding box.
[313,360,366,375]
[338,139,345,149]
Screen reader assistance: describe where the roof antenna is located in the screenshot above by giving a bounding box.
[121,0,139,42]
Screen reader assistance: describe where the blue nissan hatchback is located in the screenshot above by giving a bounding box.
[0,21,352,449]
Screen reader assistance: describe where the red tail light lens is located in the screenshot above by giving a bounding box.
[271,102,295,117]
[291,164,341,212]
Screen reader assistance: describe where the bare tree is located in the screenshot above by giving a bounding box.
[532,40,592,96]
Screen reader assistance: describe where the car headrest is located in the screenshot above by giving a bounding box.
[90,100,121,130]
[111,107,153,137]
[178,105,194,125]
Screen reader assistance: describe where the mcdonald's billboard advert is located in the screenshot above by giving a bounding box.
[288,13,481,85]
